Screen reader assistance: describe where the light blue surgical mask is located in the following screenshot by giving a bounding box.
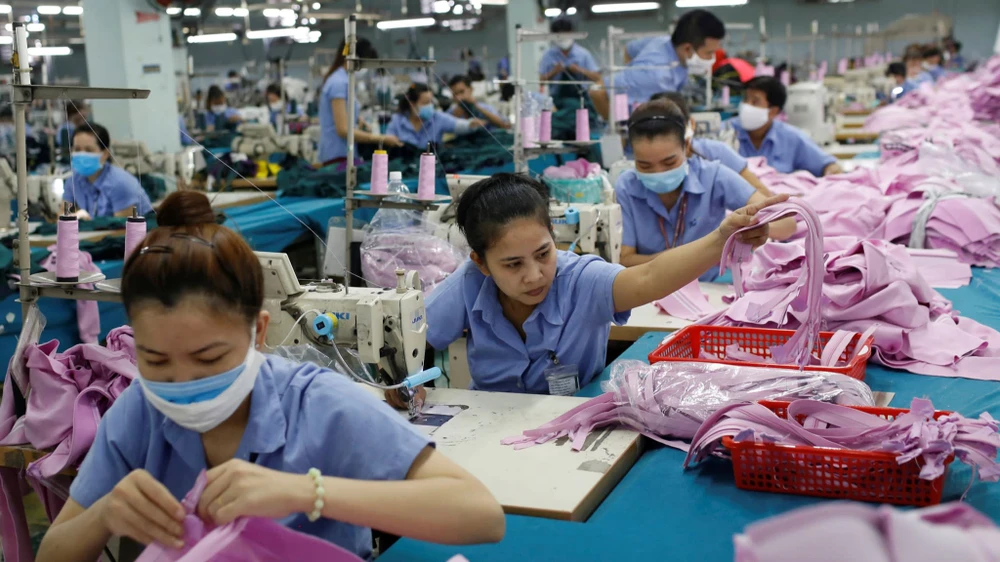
[636,162,688,194]
[142,358,248,405]
[418,103,435,121]
[71,152,103,177]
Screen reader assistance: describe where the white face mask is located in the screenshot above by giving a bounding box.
[269,100,283,111]
[738,103,771,131]
[555,39,574,51]
[211,104,228,115]
[686,50,716,75]
[137,327,263,433]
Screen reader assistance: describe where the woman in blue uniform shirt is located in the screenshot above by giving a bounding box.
[36,191,504,562]
[423,173,787,395]
[650,91,771,195]
[386,84,485,150]
[318,38,403,167]
[616,99,795,278]
[63,124,153,219]
[203,85,243,132]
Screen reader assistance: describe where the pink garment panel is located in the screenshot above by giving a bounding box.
[136,471,364,562]
[542,158,602,179]
[40,245,102,344]
[654,281,718,321]
[906,248,973,289]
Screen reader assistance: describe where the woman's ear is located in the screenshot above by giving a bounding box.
[470,251,490,277]
[255,311,270,350]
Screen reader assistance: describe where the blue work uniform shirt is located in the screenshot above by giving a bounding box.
[318,68,360,163]
[55,122,74,147]
[539,43,600,98]
[178,115,194,146]
[69,355,431,560]
[926,65,945,81]
[204,107,242,131]
[607,37,687,106]
[426,251,630,394]
[899,71,935,98]
[449,101,506,128]
[63,164,153,217]
[625,37,663,60]
[615,157,755,281]
[733,119,836,177]
[692,138,747,173]
[270,103,304,129]
[385,110,462,149]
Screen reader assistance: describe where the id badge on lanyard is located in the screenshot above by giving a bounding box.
[657,194,688,250]
[544,352,579,396]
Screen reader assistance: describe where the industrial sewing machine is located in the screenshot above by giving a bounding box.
[785,82,835,146]
[258,251,435,414]
[110,141,204,188]
[230,123,313,161]
[0,160,65,221]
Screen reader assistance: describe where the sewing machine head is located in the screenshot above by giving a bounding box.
[549,201,623,264]
[232,123,308,159]
[110,140,178,180]
[257,251,428,388]
[785,82,834,146]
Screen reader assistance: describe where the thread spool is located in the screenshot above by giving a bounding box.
[613,94,629,123]
[838,58,848,74]
[56,213,80,282]
[520,114,536,148]
[370,150,389,195]
[417,143,436,201]
[575,107,590,142]
[780,70,790,86]
[124,214,146,261]
[721,86,730,107]
[538,110,552,143]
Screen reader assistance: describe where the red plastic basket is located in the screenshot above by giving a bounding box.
[648,325,873,380]
[721,400,954,506]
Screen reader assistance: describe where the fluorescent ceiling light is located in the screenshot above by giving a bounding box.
[63,6,83,15]
[245,26,309,39]
[675,0,745,6]
[0,5,10,15]
[279,9,296,18]
[566,7,577,14]
[188,32,238,43]
[166,7,182,15]
[592,2,660,12]
[215,7,234,16]
[26,23,45,32]
[433,0,450,13]
[453,4,463,14]
[233,7,248,16]
[262,8,281,17]
[37,6,61,15]
[376,17,436,30]
[312,2,321,8]
[183,7,201,16]
[478,0,507,4]
[309,17,316,24]
[29,46,72,56]
[544,8,561,16]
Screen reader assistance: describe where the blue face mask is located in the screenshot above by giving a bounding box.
[71,152,103,177]
[636,162,688,194]
[418,104,435,121]
[141,361,247,405]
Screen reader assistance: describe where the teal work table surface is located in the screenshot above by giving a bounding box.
[380,268,1000,561]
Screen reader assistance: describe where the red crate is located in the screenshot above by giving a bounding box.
[721,400,954,506]
[648,325,873,380]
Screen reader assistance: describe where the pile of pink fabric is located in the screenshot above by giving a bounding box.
[542,158,602,179]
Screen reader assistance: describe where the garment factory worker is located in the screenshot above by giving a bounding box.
[265,83,305,130]
[385,83,485,150]
[448,75,510,130]
[55,100,88,148]
[63,124,153,220]
[922,45,946,81]
[733,77,843,177]
[538,18,603,98]
[650,91,772,196]
[592,9,725,119]
[897,48,935,98]
[885,62,908,102]
[35,191,505,562]
[178,114,194,147]
[944,38,965,71]
[419,173,788,396]
[318,38,403,166]
[616,100,795,281]
[203,85,242,132]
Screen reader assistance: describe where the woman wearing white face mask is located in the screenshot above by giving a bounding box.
[385,83,484,150]
[539,18,603,97]
[264,83,305,130]
[615,100,796,279]
[203,85,242,132]
[36,191,506,562]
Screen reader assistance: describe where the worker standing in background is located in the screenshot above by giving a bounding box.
[897,47,935,98]
[317,38,403,167]
[591,10,726,118]
[265,83,305,130]
[64,124,153,219]
[732,77,842,177]
[943,38,965,70]
[55,101,88,148]
[922,45,946,81]
[539,18,603,98]
[448,75,510,130]
[885,62,908,102]
[497,55,514,101]
[203,86,243,132]
[385,83,484,150]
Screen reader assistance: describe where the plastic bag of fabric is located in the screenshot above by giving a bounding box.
[136,471,363,562]
[361,208,465,294]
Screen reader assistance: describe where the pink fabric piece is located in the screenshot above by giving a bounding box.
[542,159,601,179]
[905,248,973,289]
[360,231,465,295]
[653,281,716,321]
[733,502,1000,562]
[136,471,363,562]
[40,245,101,344]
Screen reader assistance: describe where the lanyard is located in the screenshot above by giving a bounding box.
[657,193,689,250]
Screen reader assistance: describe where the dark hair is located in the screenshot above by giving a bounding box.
[671,9,726,49]
[206,85,226,110]
[398,83,431,114]
[886,62,906,78]
[72,123,111,151]
[744,76,787,110]
[265,83,282,97]
[448,75,470,89]
[320,37,378,98]
[550,18,573,34]
[903,44,924,62]
[122,191,263,325]
[0,107,12,120]
[649,91,691,121]
[922,45,943,59]
[627,99,687,144]
[456,173,551,257]
[66,101,85,117]
[227,70,239,78]
[950,40,962,52]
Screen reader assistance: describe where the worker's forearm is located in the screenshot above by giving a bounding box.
[768,217,797,241]
[741,169,773,196]
[614,230,725,312]
[619,251,659,268]
[479,108,511,129]
[37,501,111,562]
[583,69,603,83]
[590,89,610,120]
[822,163,844,176]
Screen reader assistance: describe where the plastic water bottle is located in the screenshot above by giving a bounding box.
[387,171,410,202]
